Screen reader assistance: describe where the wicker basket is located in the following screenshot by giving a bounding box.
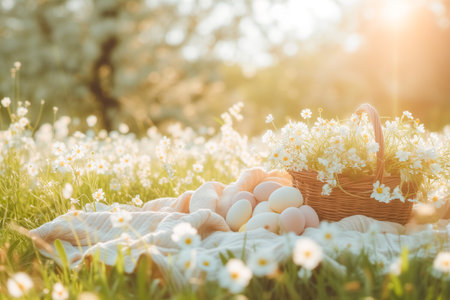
[289,104,416,225]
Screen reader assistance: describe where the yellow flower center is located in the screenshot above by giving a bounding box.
[203,261,210,266]
[231,272,239,279]
[432,196,439,202]
[258,258,267,266]
[325,233,332,240]
[185,237,192,245]
[273,153,279,158]
[304,250,311,258]
[376,187,383,194]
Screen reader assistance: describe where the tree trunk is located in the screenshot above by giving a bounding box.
[89,36,120,131]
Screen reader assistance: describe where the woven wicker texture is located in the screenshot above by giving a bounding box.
[289,104,416,224]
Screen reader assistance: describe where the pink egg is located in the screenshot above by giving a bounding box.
[262,176,292,187]
[231,191,257,208]
[281,207,306,235]
[253,181,282,202]
[298,205,320,228]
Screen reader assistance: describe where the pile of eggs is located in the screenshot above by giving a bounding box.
[225,181,320,235]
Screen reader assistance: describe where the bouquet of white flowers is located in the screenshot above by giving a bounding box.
[264,103,449,224]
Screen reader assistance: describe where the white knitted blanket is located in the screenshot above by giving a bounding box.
[31,168,449,290]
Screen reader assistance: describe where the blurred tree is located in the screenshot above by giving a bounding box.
[0,0,262,130]
[1,0,449,133]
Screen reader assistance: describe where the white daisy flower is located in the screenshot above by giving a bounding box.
[402,111,413,119]
[86,115,97,127]
[1,97,11,107]
[92,188,105,202]
[52,282,69,300]
[171,222,200,249]
[26,163,38,177]
[389,257,402,276]
[120,154,133,166]
[218,258,252,293]
[370,181,391,203]
[110,211,132,228]
[390,186,405,202]
[197,253,218,274]
[395,150,410,162]
[429,191,445,208]
[118,123,129,134]
[7,272,34,298]
[248,249,278,277]
[95,160,108,174]
[293,237,323,270]
[265,114,274,123]
[132,194,143,206]
[109,179,121,191]
[433,252,450,274]
[316,222,339,247]
[318,157,329,167]
[18,117,29,128]
[62,183,73,199]
[301,109,312,119]
[193,163,203,173]
[17,107,28,117]
[321,184,332,196]
[177,250,197,275]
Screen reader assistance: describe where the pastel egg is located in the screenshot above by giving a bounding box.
[298,205,320,228]
[252,201,273,216]
[231,191,257,208]
[245,212,280,233]
[262,176,293,187]
[280,207,305,235]
[253,181,282,202]
[268,186,303,213]
[226,199,253,231]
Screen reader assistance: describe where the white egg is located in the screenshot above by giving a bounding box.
[268,186,303,213]
[280,207,305,235]
[298,205,320,228]
[231,191,257,208]
[245,212,280,233]
[252,201,273,216]
[226,199,253,231]
[253,181,282,202]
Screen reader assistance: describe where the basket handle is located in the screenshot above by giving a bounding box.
[355,103,385,182]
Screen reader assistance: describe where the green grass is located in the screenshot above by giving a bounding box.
[0,149,448,299]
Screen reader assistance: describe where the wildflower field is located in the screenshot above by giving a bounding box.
[2,0,450,299]
[0,91,449,300]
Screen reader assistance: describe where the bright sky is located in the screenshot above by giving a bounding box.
[196,0,446,72]
[203,0,357,71]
